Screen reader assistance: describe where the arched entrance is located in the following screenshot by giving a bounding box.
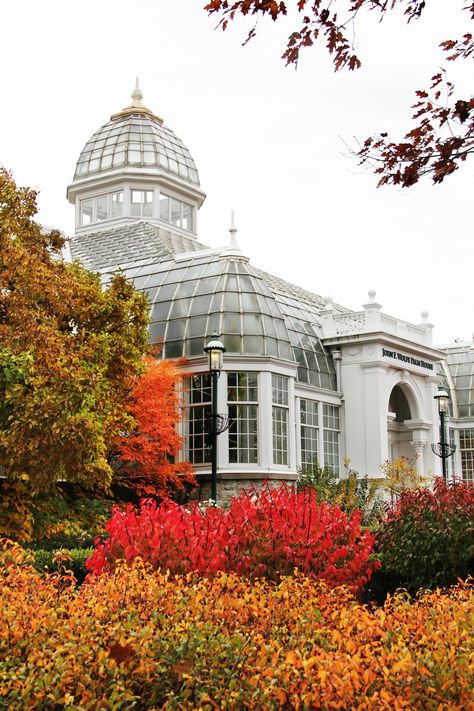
[387,384,418,462]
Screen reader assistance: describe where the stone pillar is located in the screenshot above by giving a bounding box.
[363,289,382,331]
[411,439,426,476]
[321,297,336,337]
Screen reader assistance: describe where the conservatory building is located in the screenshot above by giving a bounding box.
[67,84,474,500]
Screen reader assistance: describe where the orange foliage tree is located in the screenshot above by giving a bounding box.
[111,358,195,497]
[205,1,473,186]
[0,168,149,495]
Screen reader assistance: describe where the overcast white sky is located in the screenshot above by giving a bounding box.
[1,0,472,344]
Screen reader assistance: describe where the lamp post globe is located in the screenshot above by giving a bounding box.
[204,334,225,374]
[434,389,450,481]
[204,334,225,503]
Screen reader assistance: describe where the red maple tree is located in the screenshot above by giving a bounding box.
[111,357,195,497]
[205,1,473,186]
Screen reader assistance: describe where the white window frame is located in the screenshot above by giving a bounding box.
[227,372,259,465]
[272,374,289,466]
[79,190,124,226]
[130,189,154,218]
[322,403,340,475]
[184,374,212,466]
[159,190,194,231]
[300,398,319,470]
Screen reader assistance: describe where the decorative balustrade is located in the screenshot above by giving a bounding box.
[321,291,432,346]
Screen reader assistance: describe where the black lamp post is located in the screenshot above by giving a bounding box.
[431,389,456,481]
[204,334,226,503]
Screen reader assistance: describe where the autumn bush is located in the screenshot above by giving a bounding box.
[87,485,376,592]
[298,459,382,525]
[377,477,474,593]
[31,548,93,585]
[1,541,473,709]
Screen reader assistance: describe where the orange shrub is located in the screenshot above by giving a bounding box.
[0,540,473,709]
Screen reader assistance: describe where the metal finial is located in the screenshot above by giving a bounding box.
[229,210,238,249]
[110,78,164,123]
[132,77,143,103]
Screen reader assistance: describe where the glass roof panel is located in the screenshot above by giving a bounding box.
[441,344,474,418]
[73,112,200,185]
[169,299,189,318]
[118,254,337,390]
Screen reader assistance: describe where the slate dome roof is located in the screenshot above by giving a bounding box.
[73,82,200,186]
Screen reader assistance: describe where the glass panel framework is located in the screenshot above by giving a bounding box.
[74,113,200,185]
[273,292,336,390]
[115,253,338,394]
[133,256,295,360]
[228,373,258,464]
[459,429,474,482]
[184,374,211,464]
[442,345,474,419]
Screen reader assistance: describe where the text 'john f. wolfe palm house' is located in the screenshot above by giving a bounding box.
[66,83,474,501]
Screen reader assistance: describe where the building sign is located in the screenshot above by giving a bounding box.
[382,348,433,371]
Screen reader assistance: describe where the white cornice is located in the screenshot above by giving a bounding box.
[67,167,206,206]
[323,331,444,361]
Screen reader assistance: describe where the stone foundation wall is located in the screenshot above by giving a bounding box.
[198,474,298,507]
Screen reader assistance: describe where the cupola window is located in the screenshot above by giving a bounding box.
[80,199,93,225]
[79,191,123,226]
[97,195,108,222]
[111,191,123,217]
[131,190,153,217]
[160,192,194,231]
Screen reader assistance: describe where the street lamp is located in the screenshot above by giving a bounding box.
[204,334,226,503]
[431,389,456,481]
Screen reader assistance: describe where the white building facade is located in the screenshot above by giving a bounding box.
[67,84,474,500]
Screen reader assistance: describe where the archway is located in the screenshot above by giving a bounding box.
[387,383,419,462]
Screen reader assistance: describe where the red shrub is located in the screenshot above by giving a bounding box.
[87,485,377,592]
[377,477,474,591]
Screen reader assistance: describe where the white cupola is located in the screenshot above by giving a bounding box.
[67,79,206,237]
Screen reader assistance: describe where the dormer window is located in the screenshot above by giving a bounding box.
[160,192,194,231]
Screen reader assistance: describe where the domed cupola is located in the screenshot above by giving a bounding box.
[67,80,206,237]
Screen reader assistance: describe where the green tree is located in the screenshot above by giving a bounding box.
[0,168,149,495]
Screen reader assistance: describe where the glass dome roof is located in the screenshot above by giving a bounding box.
[441,342,474,419]
[115,252,337,390]
[73,84,199,185]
